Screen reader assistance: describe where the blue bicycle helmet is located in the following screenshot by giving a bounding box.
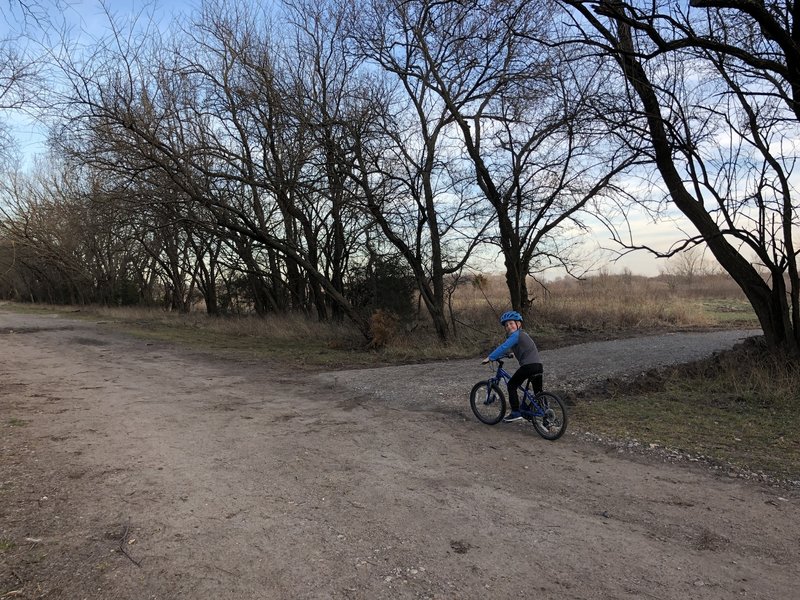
[499,310,523,325]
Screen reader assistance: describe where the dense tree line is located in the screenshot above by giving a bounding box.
[1,0,627,340]
[0,0,798,354]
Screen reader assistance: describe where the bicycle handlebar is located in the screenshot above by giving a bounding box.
[484,355,512,368]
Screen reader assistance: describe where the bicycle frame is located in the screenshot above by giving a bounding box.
[489,360,546,418]
[471,359,567,439]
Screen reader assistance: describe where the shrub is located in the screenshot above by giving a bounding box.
[368,309,400,349]
[346,255,416,321]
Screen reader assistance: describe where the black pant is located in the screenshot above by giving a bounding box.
[508,363,543,411]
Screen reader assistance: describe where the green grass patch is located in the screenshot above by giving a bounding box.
[573,340,800,482]
[7,418,28,427]
[0,539,15,552]
[106,320,372,368]
[700,299,759,326]
[114,323,479,367]
[575,392,800,479]
[0,301,57,314]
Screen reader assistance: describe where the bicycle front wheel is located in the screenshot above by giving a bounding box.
[532,392,568,440]
[469,381,506,425]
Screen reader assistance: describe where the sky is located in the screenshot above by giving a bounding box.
[1,0,200,160]
[564,207,703,279]
[0,0,696,279]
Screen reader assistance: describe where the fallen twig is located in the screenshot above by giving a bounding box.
[118,524,141,568]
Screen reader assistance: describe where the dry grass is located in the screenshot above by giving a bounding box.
[1,271,758,363]
[93,308,370,367]
[448,272,756,357]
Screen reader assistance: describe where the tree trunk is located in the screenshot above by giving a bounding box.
[611,14,799,355]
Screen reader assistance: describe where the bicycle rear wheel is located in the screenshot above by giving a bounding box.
[532,391,567,440]
[469,381,506,425]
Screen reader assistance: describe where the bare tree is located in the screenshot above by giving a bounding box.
[46,0,381,332]
[0,2,45,165]
[561,0,800,354]
[343,0,500,340]
[177,0,378,325]
[659,246,708,290]
[344,0,639,322]
[281,0,377,321]
[0,156,154,304]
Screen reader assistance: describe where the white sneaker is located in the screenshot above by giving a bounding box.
[503,411,523,423]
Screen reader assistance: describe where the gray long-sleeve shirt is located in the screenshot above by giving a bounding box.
[488,329,541,366]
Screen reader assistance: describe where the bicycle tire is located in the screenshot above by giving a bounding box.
[469,381,506,425]
[531,391,568,440]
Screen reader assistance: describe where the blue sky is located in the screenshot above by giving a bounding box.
[1,0,201,157]
[0,0,195,35]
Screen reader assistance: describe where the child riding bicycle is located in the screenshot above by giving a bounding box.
[481,310,543,423]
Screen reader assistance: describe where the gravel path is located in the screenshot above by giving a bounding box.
[317,329,762,413]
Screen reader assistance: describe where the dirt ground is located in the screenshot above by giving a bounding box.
[1,310,798,600]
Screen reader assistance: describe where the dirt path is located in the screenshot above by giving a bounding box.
[1,310,797,599]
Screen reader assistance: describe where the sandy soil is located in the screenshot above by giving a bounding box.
[1,309,798,599]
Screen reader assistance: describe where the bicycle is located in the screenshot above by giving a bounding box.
[469,359,568,440]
